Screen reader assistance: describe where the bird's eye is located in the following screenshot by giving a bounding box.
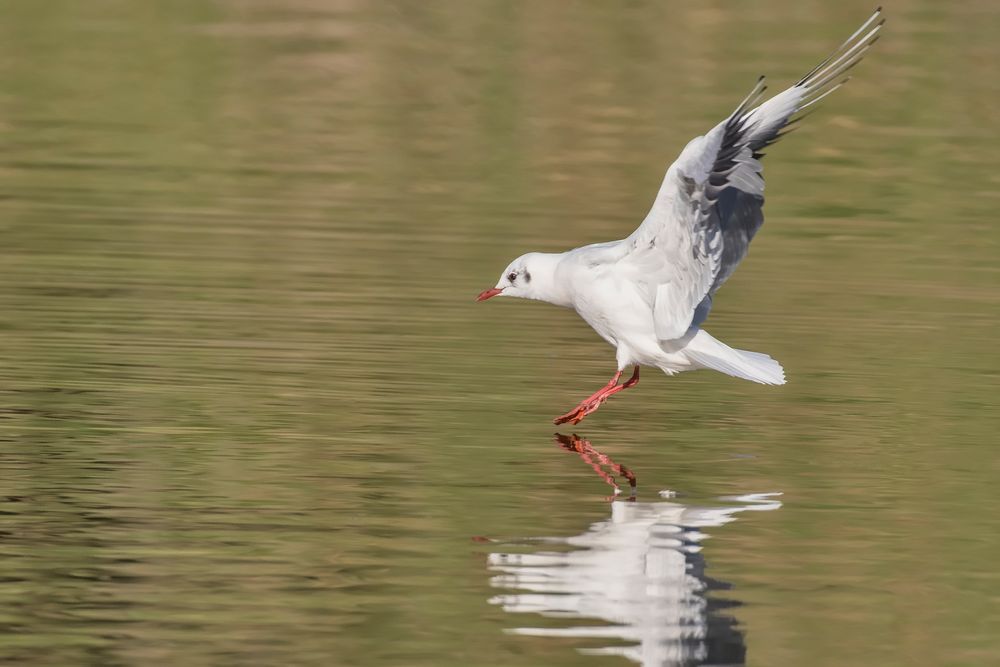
[507,272,517,282]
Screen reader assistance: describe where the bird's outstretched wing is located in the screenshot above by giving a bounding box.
[622,8,883,341]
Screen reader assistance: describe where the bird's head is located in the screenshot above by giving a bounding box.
[477,252,564,304]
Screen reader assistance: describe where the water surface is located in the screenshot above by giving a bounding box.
[1,1,999,665]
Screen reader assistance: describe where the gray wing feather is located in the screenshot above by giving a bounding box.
[708,183,765,292]
[622,9,883,339]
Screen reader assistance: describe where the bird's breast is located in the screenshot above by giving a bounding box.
[571,273,656,349]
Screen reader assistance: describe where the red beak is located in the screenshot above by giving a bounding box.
[476,287,503,302]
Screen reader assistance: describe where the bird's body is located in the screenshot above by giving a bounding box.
[477,10,884,425]
[550,244,698,373]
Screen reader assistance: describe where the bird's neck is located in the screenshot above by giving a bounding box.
[523,252,572,308]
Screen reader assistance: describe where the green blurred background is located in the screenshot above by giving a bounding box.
[0,1,998,665]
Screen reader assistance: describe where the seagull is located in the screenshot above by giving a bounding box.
[477,9,884,425]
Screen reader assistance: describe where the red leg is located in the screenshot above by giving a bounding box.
[553,367,640,425]
[553,371,620,425]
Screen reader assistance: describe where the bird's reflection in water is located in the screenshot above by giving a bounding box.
[488,434,781,667]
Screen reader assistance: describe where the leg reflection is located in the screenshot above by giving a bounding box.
[554,433,637,498]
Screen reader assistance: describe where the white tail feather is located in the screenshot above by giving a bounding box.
[678,329,786,385]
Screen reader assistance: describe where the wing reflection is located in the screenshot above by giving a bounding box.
[487,434,781,667]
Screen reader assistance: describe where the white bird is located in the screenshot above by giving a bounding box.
[477,9,884,425]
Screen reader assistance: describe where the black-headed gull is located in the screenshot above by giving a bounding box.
[478,9,883,425]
